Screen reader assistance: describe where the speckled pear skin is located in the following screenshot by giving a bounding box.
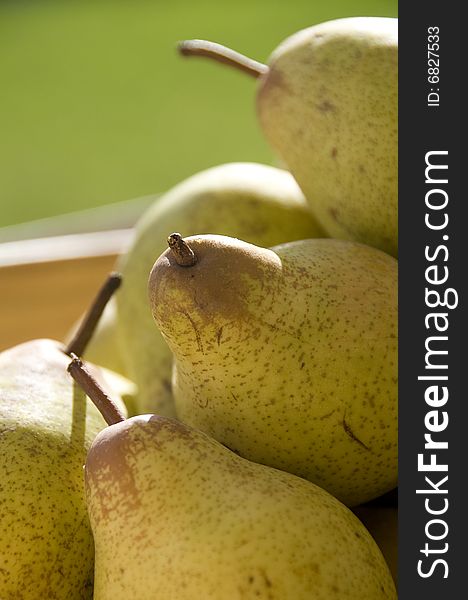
[0,339,127,599]
[85,415,396,600]
[116,162,325,417]
[257,17,398,257]
[149,235,397,507]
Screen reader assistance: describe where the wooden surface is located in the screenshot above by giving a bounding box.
[0,229,133,352]
[0,254,119,351]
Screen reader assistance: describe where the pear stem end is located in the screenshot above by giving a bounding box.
[167,233,197,267]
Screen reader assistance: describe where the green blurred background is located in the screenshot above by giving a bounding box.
[0,0,397,228]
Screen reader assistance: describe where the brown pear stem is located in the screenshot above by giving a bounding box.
[167,233,197,267]
[65,272,122,357]
[178,40,268,79]
[67,354,126,426]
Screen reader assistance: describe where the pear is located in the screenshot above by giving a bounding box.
[0,339,127,599]
[149,234,397,506]
[179,17,398,256]
[0,273,126,598]
[257,18,398,256]
[85,413,396,599]
[354,506,398,585]
[116,162,325,416]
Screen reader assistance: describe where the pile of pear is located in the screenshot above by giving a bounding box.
[0,15,398,599]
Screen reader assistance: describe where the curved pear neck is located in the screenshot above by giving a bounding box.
[178,40,268,79]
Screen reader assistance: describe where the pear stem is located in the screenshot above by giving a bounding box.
[178,40,268,79]
[167,233,197,267]
[67,355,126,426]
[65,272,122,357]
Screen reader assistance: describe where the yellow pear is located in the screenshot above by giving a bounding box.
[86,414,396,599]
[116,162,324,416]
[0,272,126,598]
[0,339,127,598]
[149,234,397,506]
[257,17,398,256]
